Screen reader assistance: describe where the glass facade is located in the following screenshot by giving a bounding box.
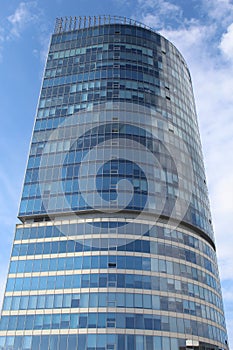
[0,16,229,350]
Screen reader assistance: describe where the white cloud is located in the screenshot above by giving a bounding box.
[135,0,182,29]
[0,26,5,61]
[7,1,40,38]
[160,25,211,57]
[0,2,45,62]
[138,14,160,28]
[213,175,233,215]
[220,23,233,61]
[222,284,233,302]
[202,0,233,25]
[0,1,49,64]
[0,26,4,42]
[137,0,180,13]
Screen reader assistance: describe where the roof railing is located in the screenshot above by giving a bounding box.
[54,15,157,34]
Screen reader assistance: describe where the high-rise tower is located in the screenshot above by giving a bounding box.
[0,16,229,350]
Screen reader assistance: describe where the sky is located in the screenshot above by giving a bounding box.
[0,0,232,345]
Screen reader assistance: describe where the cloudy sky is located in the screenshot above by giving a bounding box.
[0,0,232,345]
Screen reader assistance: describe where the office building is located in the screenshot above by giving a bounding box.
[0,16,229,350]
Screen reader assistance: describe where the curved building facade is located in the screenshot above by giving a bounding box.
[0,16,229,350]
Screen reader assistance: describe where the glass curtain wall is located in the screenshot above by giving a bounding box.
[0,16,229,350]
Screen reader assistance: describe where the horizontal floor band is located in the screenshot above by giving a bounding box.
[16,214,215,250]
[10,252,218,282]
[1,307,225,331]
[0,328,224,348]
[6,268,221,298]
[3,288,223,314]
[13,234,216,265]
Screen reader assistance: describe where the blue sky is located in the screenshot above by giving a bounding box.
[0,0,232,345]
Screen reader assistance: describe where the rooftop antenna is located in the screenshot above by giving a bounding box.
[54,18,60,33]
[73,16,77,31]
[64,17,68,31]
[59,17,63,33]
[69,17,72,31]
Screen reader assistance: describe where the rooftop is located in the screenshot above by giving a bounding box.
[54,15,157,34]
